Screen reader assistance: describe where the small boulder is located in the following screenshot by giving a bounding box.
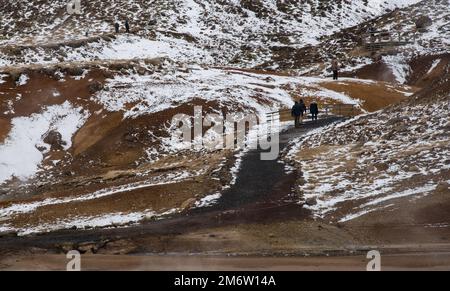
[77,242,99,254]
[181,198,197,210]
[305,198,317,206]
[374,162,389,172]
[415,16,433,31]
[386,116,409,126]
[87,81,104,94]
[66,67,85,76]
[436,181,450,193]
[43,130,66,151]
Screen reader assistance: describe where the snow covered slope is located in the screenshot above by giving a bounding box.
[0,0,422,67]
[283,64,450,222]
[262,0,450,80]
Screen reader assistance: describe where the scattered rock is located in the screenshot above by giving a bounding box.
[43,130,66,151]
[145,57,166,67]
[101,170,135,181]
[436,181,450,193]
[374,162,389,172]
[181,198,197,210]
[136,66,147,75]
[66,67,85,76]
[87,81,104,94]
[77,242,101,254]
[36,145,48,152]
[124,133,138,143]
[408,165,420,172]
[305,198,317,206]
[57,243,76,253]
[386,116,409,126]
[97,239,137,255]
[415,15,433,30]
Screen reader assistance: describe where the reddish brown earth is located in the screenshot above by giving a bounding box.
[343,61,397,83]
[3,252,450,271]
[319,80,418,112]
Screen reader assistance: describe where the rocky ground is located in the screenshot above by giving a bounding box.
[0,0,449,270]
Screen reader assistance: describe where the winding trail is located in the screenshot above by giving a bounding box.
[0,117,343,252]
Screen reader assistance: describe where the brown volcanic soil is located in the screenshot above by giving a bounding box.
[0,252,450,271]
[0,65,244,233]
[343,61,397,83]
[3,252,450,271]
[343,182,450,246]
[319,80,418,112]
[0,70,106,119]
[0,117,11,143]
[408,53,450,87]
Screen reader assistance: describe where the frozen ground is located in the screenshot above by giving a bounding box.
[0,0,424,68]
[0,1,448,264]
[284,93,450,222]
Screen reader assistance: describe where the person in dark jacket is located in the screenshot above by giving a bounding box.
[114,22,120,33]
[310,101,319,121]
[331,59,339,80]
[299,99,307,116]
[125,19,130,33]
[291,101,302,128]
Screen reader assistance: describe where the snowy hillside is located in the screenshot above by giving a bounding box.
[266,0,450,82]
[0,0,422,67]
[0,0,447,239]
[283,65,450,223]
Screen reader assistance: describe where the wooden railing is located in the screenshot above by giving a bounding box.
[361,29,416,51]
[266,104,357,123]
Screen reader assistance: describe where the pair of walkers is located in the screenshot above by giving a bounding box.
[291,100,319,127]
[115,19,130,33]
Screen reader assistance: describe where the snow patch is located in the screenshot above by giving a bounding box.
[0,101,89,184]
[427,59,441,75]
[195,193,221,208]
[16,74,29,86]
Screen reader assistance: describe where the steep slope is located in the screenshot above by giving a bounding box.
[283,62,450,223]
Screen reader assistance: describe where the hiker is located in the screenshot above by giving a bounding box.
[291,101,303,128]
[368,26,377,43]
[331,58,339,80]
[299,99,307,117]
[114,22,120,33]
[125,19,130,33]
[310,101,319,121]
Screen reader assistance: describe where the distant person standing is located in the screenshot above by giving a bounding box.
[125,19,130,33]
[368,25,377,42]
[291,101,302,128]
[114,22,120,33]
[310,101,319,121]
[331,58,340,80]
